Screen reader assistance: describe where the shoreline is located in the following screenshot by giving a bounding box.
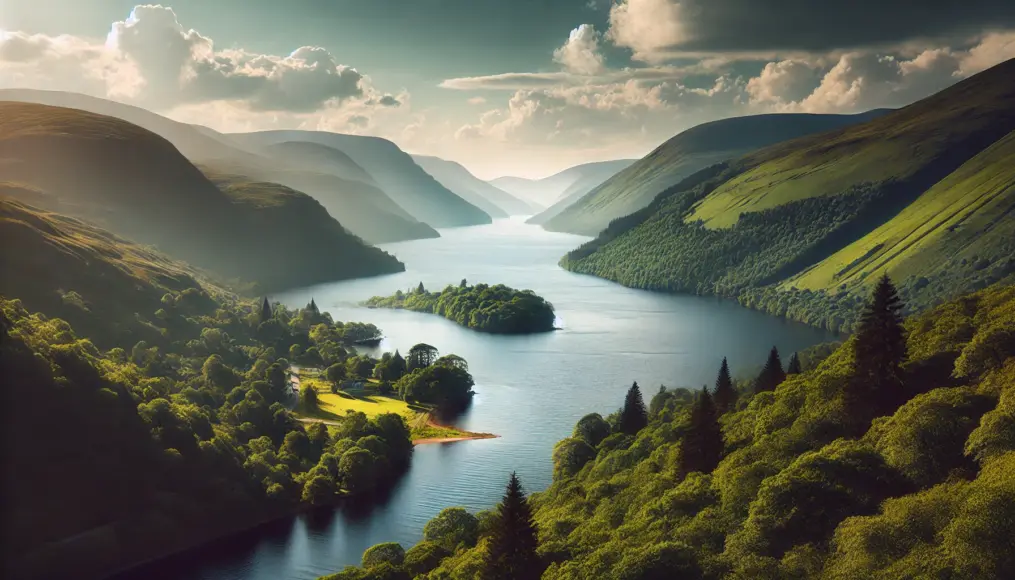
[295,417,499,446]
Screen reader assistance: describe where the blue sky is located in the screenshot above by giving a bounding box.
[2,1,1014,178]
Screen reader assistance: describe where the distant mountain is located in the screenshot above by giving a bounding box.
[0,102,403,292]
[226,141,440,244]
[0,91,442,244]
[561,58,1015,332]
[232,131,492,229]
[0,89,259,164]
[411,155,534,217]
[267,141,378,185]
[491,159,635,210]
[542,109,892,235]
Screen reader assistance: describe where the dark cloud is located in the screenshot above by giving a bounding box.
[378,94,401,107]
[609,0,1015,57]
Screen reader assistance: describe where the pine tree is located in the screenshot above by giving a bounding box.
[460,278,468,288]
[754,346,786,394]
[713,357,737,414]
[391,349,407,379]
[259,297,273,323]
[679,386,724,477]
[309,297,319,315]
[619,382,648,435]
[416,281,425,294]
[847,273,907,422]
[485,472,541,580]
[787,352,802,374]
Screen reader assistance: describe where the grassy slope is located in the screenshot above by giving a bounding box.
[689,60,1015,228]
[0,197,214,348]
[267,141,378,186]
[232,130,493,228]
[562,58,1015,330]
[0,102,403,293]
[543,110,891,235]
[789,129,1015,295]
[413,154,535,216]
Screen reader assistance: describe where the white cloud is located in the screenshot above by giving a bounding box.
[959,31,1015,75]
[0,4,398,124]
[746,60,821,107]
[553,24,606,75]
[607,0,686,63]
[467,96,486,104]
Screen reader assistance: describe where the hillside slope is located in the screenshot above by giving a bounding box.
[0,102,403,292]
[412,154,534,216]
[542,110,891,235]
[562,58,1015,332]
[232,130,493,228]
[267,141,379,186]
[492,159,635,210]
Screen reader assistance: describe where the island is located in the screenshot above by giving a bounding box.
[364,281,556,334]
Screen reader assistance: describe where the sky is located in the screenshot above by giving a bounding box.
[1,1,1014,179]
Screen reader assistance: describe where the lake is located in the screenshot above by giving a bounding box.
[140,217,837,579]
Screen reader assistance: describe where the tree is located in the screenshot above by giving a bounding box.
[390,350,407,379]
[713,357,737,414]
[407,343,439,371]
[787,352,802,374]
[260,297,273,323]
[679,386,723,477]
[423,507,480,550]
[308,297,320,316]
[754,346,786,394]
[435,354,468,371]
[326,363,347,392]
[619,382,648,435]
[300,383,319,411]
[416,281,425,294]
[847,273,908,422]
[460,278,468,288]
[573,413,611,447]
[485,472,541,580]
[362,542,405,568]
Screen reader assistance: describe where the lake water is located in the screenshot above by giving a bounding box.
[144,217,837,579]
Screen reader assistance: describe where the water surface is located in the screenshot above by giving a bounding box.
[148,218,836,579]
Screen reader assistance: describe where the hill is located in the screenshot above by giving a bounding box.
[328,280,1015,580]
[231,130,493,229]
[541,109,892,235]
[411,154,534,216]
[561,58,1015,332]
[0,102,403,293]
[267,141,379,185]
[492,159,635,210]
[0,91,442,244]
[0,89,259,164]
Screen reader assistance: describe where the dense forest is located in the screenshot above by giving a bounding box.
[560,59,1015,334]
[0,291,422,580]
[323,278,1015,579]
[365,282,556,334]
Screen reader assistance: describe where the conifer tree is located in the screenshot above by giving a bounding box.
[259,297,272,323]
[754,346,786,394]
[391,349,407,379]
[787,352,802,375]
[309,297,319,315]
[847,273,907,421]
[679,386,724,476]
[417,281,425,294]
[460,278,468,288]
[713,357,737,414]
[619,382,648,435]
[484,472,541,580]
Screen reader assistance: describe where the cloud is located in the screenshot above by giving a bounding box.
[606,0,1015,62]
[553,24,606,75]
[746,60,822,107]
[467,96,486,104]
[0,3,399,123]
[440,72,576,90]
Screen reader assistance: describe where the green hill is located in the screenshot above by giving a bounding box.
[541,110,891,235]
[232,130,493,229]
[0,102,403,293]
[267,140,379,186]
[412,154,535,216]
[561,58,1015,332]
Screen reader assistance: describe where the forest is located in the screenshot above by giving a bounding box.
[365,281,556,334]
[322,278,1015,579]
[0,291,431,579]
